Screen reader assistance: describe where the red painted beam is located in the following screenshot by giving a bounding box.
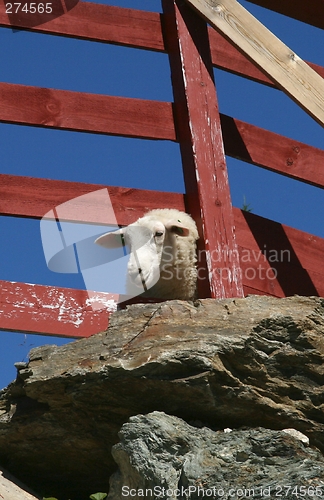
[1,3,323,88]
[0,174,184,224]
[220,115,324,189]
[162,0,244,299]
[245,0,324,30]
[233,208,324,298]
[0,83,176,141]
[1,83,323,188]
[0,2,165,51]
[0,281,116,338]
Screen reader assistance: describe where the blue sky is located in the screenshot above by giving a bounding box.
[0,0,323,389]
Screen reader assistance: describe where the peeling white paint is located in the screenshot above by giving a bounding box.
[205,249,212,272]
[2,281,113,335]
[86,295,117,313]
[40,292,84,327]
[12,300,36,308]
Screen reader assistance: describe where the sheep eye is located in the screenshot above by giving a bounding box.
[155,231,164,237]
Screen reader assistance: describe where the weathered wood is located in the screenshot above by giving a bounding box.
[185,0,324,126]
[208,29,324,87]
[163,0,244,299]
[1,3,323,90]
[0,281,117,338]
[0,83,176,141]
[245,0,324,30]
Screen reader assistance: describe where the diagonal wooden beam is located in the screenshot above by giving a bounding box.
[184,0,324,126]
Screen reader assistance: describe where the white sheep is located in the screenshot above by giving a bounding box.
[95,208,199,301]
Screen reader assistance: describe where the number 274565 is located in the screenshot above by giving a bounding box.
[5,3,53,13]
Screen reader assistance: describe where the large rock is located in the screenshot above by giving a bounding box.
[108,411,324,500]
[0,296,324,498]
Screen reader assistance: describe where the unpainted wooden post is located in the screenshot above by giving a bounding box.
[162,0,244,299]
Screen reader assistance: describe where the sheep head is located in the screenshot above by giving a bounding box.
[95,215,191,292]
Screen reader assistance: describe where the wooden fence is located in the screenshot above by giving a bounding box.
[0,0,323,338]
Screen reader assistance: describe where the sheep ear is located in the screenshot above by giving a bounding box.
[95,229,125,248]
[165,221,190,237]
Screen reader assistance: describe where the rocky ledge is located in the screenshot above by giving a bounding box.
[0,295,323,499]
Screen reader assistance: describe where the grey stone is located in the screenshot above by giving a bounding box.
[108,411,324,500]
[0,295,323,499]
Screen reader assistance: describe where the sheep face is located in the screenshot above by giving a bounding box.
[95,216,190,293]
[125,222,163,291]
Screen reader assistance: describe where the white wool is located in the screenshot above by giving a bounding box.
[95,208,199,301]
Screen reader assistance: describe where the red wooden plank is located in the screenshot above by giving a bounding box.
[162,0,244,299]
[0,2,165,51]
[245,0,324,30]
[234,208,324,297]
[0,83,176,141]
[0,174,184,224]
[0,281,116,338]
[1,3,323,89]
[221,115,324,189]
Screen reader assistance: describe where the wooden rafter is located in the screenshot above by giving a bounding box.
[184,0,324,126]
[208,29,324,87]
